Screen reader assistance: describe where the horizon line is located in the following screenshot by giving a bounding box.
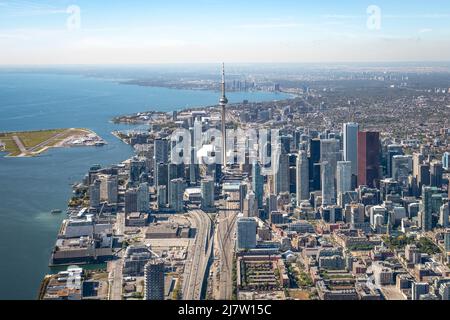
[1,61,450,67]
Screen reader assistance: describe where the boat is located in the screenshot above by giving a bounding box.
[51,209,62,215]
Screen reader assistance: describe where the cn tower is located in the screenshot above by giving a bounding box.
[219,63,228,168]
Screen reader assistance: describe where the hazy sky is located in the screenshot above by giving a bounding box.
[1,0,450,64]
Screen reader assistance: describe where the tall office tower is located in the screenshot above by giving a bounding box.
[188,146,199,185]
[106,175,118,204]
[392,155,413,187]
[155,163,168,191]
[236,217,258,250]
[421,186,441,232]
[239,182,248,213]
[412,282,430,301]
[408,202,420,219]
[430,161,443,188]
[266,194,278,215]
[273,147,290,195]
[320,139,339,206]
[343,122,359,177]
[252,161,264,209]
[445,231,450,252]
[125,188,138,214]
[243,191,258,217]
[409,175,420,198]
[321,139,340,170]
[321,162,335,206]
[168,178,185,212]
[137,182,149,213]
[418,163,431,188]
[337,161,352,199]
[288,154,297,195]
[157,185,167,208]
[386,144,404,177]
[348,203,365,225]
[309,139,321,191]
[188,119,201,185]
[205,163,221,184]
[130,157,147,185]
[88,164,102,184]
[168,163,185,200]
[442,152,450,170]
[357,131,381,188]
[129,158,140,184]
[296,150,310,205]
[219,63,228,168]
[153,138,169,171]
[439,202,449,228]
[289,155,297,194]
[99,174,109,201]
[144,259,165,300]
[280,135,292,154]
[201,177,215,210]
[99,174,118,204]
[168,163,185,181]
[188,163,199,185]
[413,153,425,179]
[214,164,223,184]
[293,128,303,151]
[89,179,101,208]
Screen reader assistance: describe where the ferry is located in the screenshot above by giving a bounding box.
[94,140,106,146]
[51,209,62,215]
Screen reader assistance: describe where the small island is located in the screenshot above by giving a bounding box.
[0,128,106,157]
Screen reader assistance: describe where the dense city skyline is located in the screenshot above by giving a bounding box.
[2,0,450,309]
[22,63,450,302]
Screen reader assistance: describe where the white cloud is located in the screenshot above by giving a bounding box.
[321,14,362,19]
[0,33,30,40]
[384,14,450,19]
[419,28,433,34]
[321,13,450,20]
[235,22,303,29]
[0,0,64,16]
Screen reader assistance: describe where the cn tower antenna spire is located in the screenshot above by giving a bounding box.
[220,63,228,168]
[220,62,228,104]
[222,63,226,95]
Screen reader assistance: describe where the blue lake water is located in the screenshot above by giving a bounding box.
[0,72,288,299]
